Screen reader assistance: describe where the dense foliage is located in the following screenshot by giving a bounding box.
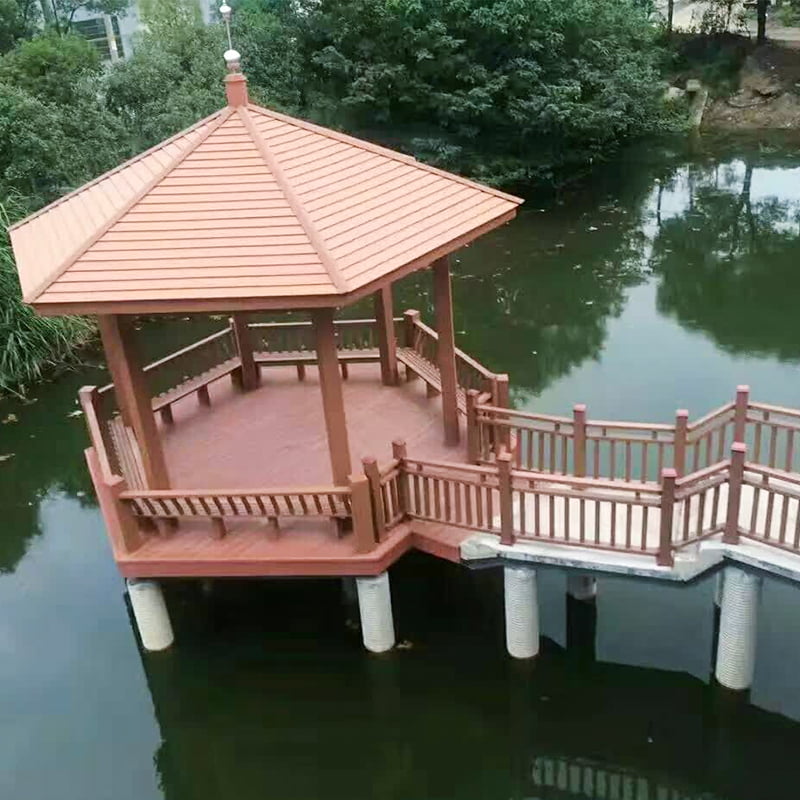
[0,0,678,393]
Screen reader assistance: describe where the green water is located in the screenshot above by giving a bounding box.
[2,134,800,799]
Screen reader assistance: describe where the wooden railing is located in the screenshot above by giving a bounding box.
[401,310,501,409]
[469,386,797,482]
[359,434,800,566]
[249,317,399,356]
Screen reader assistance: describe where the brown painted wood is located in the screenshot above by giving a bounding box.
[349,473,377,553]
[657,469,676,566]
[497,452,514,545]
[374,285,398,386]
[724,443,746,544]
[230,313,259,390]
[734,385,749,442]
[362,456,385,540]
[573,404,587,478]
[312,308,352,485]
[432,257,460,446]
[98,314,170,488]
[466,390,480,463]
[674,410,688,477]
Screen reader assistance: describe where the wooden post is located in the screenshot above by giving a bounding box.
[392,439,409,516]
[230,313,259,391]
[724,443,746,544]
[498,451,514,546]
[573,404,587,478]
[403,309,420,348]
[734,384,750,442]
[374,286,398,386]
[349,472,377,553]
[466,389,481,464]
[403,309,420,382]
[98,314,170,489]
[108,476,145,553]
[657,468,677,567]
[495,374,511,452]
[432,257,460,447]
[362,456,386,542]
[674,409,689,478]
[312,308,352,485]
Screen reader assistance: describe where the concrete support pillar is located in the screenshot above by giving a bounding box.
[127,579,174,651]
[715,566,761,690]
[504,566,539,659]
[567,573,597,601]
[356,572,395,653]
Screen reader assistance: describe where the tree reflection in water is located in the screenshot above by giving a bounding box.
[651,158,800,361]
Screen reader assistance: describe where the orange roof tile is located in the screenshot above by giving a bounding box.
[10,96,522,315]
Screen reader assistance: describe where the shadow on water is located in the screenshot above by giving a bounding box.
[133,555,800,800]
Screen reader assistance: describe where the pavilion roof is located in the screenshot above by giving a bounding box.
[10,99,522,315]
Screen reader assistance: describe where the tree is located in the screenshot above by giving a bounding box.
[0,0,37,54]
[298,0,675,186]
[0,32,99,104]
[104,13,226,150]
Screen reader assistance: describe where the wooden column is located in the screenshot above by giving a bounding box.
[373,285,398,386]
[230,313,259,391]
[98,314,170,489]
[432,256,460,446]
[312,308,352,485]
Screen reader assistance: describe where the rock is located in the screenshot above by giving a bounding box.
[686,79,702,94]
[664,86,686,102]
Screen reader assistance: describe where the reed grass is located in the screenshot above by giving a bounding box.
[0,198,96,397]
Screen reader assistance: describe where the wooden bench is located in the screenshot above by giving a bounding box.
[397,347,467,413]
[121,488,352,539]
[254,348,379,380]
[108,417,147,490]
[151,357,241,424]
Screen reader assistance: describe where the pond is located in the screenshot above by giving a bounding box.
[2,133,800,800]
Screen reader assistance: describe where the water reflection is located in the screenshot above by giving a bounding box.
[651,161,800,360]
[0,371,101,572]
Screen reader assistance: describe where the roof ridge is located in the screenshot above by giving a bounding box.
[10,108,228,233]
[26,107,236,304]
[246,104,524,207]
[236,106,349,294]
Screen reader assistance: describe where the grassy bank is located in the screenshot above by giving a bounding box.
[0,201,96,398]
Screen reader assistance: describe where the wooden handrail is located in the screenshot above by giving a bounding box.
[79,386,118,483]
[121,485,349,499]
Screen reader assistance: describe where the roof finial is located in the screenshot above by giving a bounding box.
[220,2,248,107]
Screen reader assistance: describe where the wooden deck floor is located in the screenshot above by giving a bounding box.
[161,361,466,488]
[96,363,473,577]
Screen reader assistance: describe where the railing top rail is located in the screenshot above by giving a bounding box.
[120,485,350,499]
[747,401,800,420]
[411,317,439,339]
[687,401,735,433]
[143,325,232,374]
[511,467,662,495]
[455,347,496,380]
[78,385,117,483]
[475,404,572,425]
[249,317,403,330]
[586,419,675,434]
[742,462,800,488]
[675,459,730,489]
[404,457,497,477]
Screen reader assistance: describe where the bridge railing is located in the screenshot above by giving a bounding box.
[366,434,800,566]
[469,385,796,482]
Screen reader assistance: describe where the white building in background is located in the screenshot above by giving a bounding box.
[72,0,212,61]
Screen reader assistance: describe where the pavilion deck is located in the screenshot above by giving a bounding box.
[161,362,466,490]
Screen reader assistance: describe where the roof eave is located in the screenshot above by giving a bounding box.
[31,206,519,318]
